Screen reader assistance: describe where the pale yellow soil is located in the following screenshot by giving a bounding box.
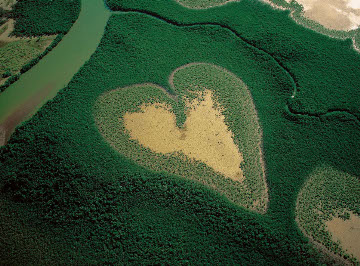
[285,0,360,31]
[123,89,245,182]
[326,213,360,261]
[0,0,16,10]
[0,19,22,42]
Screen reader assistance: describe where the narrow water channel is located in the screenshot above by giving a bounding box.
[0,0,110,145]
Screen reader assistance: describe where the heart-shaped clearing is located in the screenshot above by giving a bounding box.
[95,63,268,212]
[123,90,244,182]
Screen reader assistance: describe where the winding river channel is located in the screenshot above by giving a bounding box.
[0,0,110,145]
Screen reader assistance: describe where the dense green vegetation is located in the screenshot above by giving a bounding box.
[1,0,359,264]
[296,166,360,263]
[10,0,81,37]
[0,0,81,92]
[95,63,267,212]
[0,17,7,27]
[0,36,56,79]
[106,0,360,120]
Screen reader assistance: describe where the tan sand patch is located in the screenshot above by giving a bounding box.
[326,213,360,261]
[291,0,360,31]
[123,89,244,182]
[0,0,16,10]
[0,19,21,42]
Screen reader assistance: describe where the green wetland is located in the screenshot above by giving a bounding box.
[0,0,359,264]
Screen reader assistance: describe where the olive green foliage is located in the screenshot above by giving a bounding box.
[1,0,360,264]
[0,18,6,27]
[10,0,81,37]
[176,0,232,9]
[0,20,8,35]
[2,70,11,78]
[0,36,56,77]
[296,166,360,263]
[355,30,360,49]
[0,34,63,92]
[95,63,267,212]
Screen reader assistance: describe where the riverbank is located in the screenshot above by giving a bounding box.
[0,0,110,146]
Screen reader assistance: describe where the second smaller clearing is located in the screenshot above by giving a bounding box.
[284,0,360,31]
[326,213,360,260]
[296,166,360,263]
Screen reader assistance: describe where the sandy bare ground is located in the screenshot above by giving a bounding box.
[124,89,245,182]
[0,19,22,42]
[267,0,360,31]
[0,0,16,10]
[263,0,360,52]
[326,213,360,261]
[295,0,360,31]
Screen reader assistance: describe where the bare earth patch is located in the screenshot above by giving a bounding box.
[326,213,360,261]
[0,19,22,42]
[296,166,360,263]
[283,0,360,31]
[0,0,16,11]
[124,90,244,182]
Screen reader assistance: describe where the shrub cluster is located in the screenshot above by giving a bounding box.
[10,0,81,37]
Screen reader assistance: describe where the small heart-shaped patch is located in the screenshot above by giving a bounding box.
[95,63,268,212]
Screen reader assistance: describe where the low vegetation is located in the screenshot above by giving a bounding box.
[175,0,237,9]
[0,34,56,86]
[296,166,360,263]
[95,63,268,212]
